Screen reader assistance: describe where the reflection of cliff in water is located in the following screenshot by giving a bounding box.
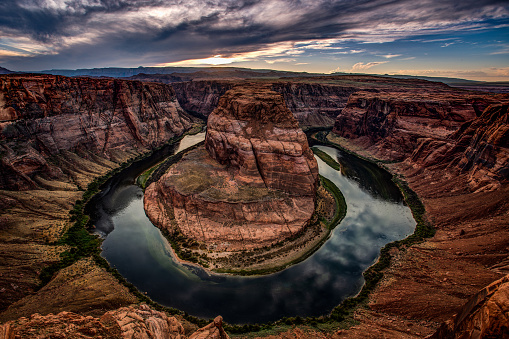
[86,141,181,237]
[306,129,402,203]
[337,150,402,203]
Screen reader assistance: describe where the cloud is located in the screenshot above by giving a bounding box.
[0,0,508,69]
[350,61,388,71]
[377,54,402,58]
[490,44,509,54]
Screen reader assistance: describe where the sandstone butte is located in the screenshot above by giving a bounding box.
[144,84,319,257]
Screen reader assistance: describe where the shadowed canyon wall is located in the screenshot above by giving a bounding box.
[0,74,194,190]
[171,80,365,127]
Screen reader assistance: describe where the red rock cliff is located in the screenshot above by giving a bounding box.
[271,82,361,127]
[205,85,318,196]
[408,103,509,191]
[0,74,194,190]
[172,80,234,118]
[332,90,504,161]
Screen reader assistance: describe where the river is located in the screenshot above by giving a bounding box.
[88,133,415,324]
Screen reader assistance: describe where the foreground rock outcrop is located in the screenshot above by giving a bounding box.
[0,74,194,190]
[430,274,509,338]
[145,84,318,257]
[0,304,230,339]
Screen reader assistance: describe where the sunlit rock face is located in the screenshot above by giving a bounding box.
[145,84,318,251]
[205,84,318,196]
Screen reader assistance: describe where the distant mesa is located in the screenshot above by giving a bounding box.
[144,84,319,264]
[0,66,14,74]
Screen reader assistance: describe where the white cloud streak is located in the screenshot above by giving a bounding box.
[350,61,388,71]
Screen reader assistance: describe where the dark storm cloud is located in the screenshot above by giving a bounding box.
[0,0,508,69]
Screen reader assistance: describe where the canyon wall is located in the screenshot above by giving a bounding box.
[172,80,234,118]
[0,74,194,190]
[171,79,365,127]
[271,82,361,127]
[332,91,498,161]
[327,83,509,338]
[408,103,509,191]
[0,74,195,319]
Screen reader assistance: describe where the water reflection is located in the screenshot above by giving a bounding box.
[324,147,402,203]
[91,138,415,323]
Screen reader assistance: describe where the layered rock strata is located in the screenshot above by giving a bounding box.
[171,80,360,127]
[325,94,509,338]
[271,82,360,127]
[145,85,318,252]
[0,74,194,318]
[406,103,509,191]
[205,85,318,196]
[0,74,194,190]
[0,304,230,339]
[332,91,504,162]
[172,81,234,118]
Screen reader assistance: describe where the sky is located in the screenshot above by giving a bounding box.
[0,0,508,81]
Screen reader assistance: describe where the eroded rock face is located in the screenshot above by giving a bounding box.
[0,74,193,190]
[172,81,234,118]
[205,85,318,196]
[408,103,509,191]
[272,82,360,127]
[171,80,359,127]
[0,304,230,339]
[332,91,500,161]
[145,85,318,251]
[430,275,509,339]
